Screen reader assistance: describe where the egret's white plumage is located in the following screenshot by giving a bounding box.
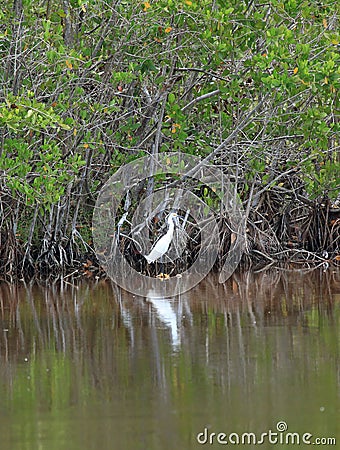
[144,213,177,264]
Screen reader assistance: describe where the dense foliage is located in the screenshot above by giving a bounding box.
[0,0,339,278]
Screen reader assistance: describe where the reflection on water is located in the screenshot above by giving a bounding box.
[0,270,339,450]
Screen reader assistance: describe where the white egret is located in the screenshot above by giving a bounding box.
[144,213,178,264]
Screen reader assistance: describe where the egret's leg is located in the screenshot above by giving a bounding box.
[156,259,165,278]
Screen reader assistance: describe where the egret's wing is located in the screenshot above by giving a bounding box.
[144,247,164,263]
[144,234,171,263]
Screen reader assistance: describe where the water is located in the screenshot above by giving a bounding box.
[0,270,339,449]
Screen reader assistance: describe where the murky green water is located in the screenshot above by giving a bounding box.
[0,270,339,449]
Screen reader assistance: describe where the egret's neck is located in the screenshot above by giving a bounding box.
[167,218,175,233]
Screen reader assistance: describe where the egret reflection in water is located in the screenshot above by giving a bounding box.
[146,289,181,348]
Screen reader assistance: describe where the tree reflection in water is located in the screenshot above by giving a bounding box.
[0,269,339,450]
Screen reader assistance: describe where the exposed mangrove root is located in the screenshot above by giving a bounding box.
[0,186,338,282]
